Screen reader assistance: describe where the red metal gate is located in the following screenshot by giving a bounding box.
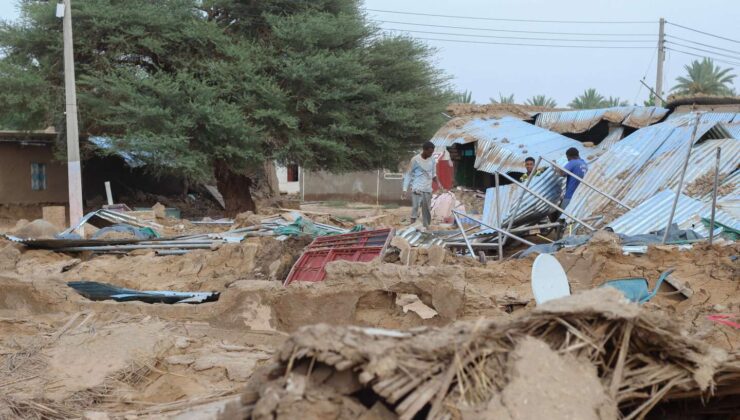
[283,228,394,286]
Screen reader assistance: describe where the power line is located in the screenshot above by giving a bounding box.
[383,33,655,49]
[665,21,740,44]
[381,27,656,43]
[665,34,740,56]
[665,40,740,60]
[633,47,659,103]
[665,47,740,67]
[374,19,656,37]
[367,8,655,24]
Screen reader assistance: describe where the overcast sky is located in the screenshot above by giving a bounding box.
[2,0,738,106]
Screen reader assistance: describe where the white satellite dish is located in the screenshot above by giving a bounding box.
[531,254,571,305]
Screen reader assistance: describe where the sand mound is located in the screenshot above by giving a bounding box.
[60,236,308,291]
[241,288,739,419]
[8,218,59,239]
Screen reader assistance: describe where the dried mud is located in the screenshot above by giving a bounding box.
[0,231,737,418]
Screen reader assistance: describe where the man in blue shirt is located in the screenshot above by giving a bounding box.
[557,147,588,210]
[402,141,443,227]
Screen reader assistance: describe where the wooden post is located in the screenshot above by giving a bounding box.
[708,147,721,245]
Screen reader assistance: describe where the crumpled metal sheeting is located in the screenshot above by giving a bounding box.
[395,226,446,247]
[430,117,589,174]
[721,123,740,140]
[430,117,494,148]
[666,112,740,123]
[564,116,734,224]
[468,117,589,174]
[60,209,163,236]
[712,170,740,219]
[620,138,739,205]
[535,106,668,133]
[597,126,625,152]
[607,189,739,237]
[481,168,564,229]
[621,107,670,128]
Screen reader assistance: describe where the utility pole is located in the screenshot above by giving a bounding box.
[61,0,84,228]
[655,18,666,107]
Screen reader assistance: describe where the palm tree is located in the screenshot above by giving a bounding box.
[525,95,557,108]
[489,93,515,104]
[604,96,629,107]
[568,88,607,109]
[671,58,736,96]
[643,94,656,107]
[453,90,474,103]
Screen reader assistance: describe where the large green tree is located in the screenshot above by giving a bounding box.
[671,58,736,96]
[0,0,451,212]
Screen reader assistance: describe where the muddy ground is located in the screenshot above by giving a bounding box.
[0,214,738,418]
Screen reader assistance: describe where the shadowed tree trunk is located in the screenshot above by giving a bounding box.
[214,161,256,215]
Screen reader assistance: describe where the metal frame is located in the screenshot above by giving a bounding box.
[452,211,535,247]
[541,157,633,210]
[453,213,476,257]
[502,157,542,246]
[662,114,701,244]
[496,172,597,231]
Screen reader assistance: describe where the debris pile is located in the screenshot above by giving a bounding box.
[241,289,740,419]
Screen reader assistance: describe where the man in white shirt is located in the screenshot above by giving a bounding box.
[402,141,443,227]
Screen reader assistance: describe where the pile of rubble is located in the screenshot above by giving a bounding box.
[239,289,740,419]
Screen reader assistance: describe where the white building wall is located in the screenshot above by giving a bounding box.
[275,163,301,194]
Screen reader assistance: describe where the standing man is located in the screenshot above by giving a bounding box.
[402,141,443,228]
[557,147,588,209]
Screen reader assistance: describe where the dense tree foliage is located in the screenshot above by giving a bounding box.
[671,58,736,96]
[0,0,452,209]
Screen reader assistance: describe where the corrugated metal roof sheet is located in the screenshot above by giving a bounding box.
[607,189,739,236]
[564,112,739,226]
[535,106,668,133]
[666,112,740,123]
[721,123,740,139]
[430,116,593,174]
[482,167,563,228]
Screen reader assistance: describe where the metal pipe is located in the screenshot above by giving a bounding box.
[541,157,632,210]
[502,157,542,246]
[453,212,476,257]
[494,172,503,261]
[452,211,535,247]
[509,222,562,233]
[444,224,479,240]
[58,244,214,252]
[444,242,502,249]
[496,172,597,231]
[708,147,721,245]
[662,114,701,244]
[156,250,191,256]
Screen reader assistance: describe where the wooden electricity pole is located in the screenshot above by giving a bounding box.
[62,0,84,227]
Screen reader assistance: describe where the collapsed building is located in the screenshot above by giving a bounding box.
[428,100,739,252]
